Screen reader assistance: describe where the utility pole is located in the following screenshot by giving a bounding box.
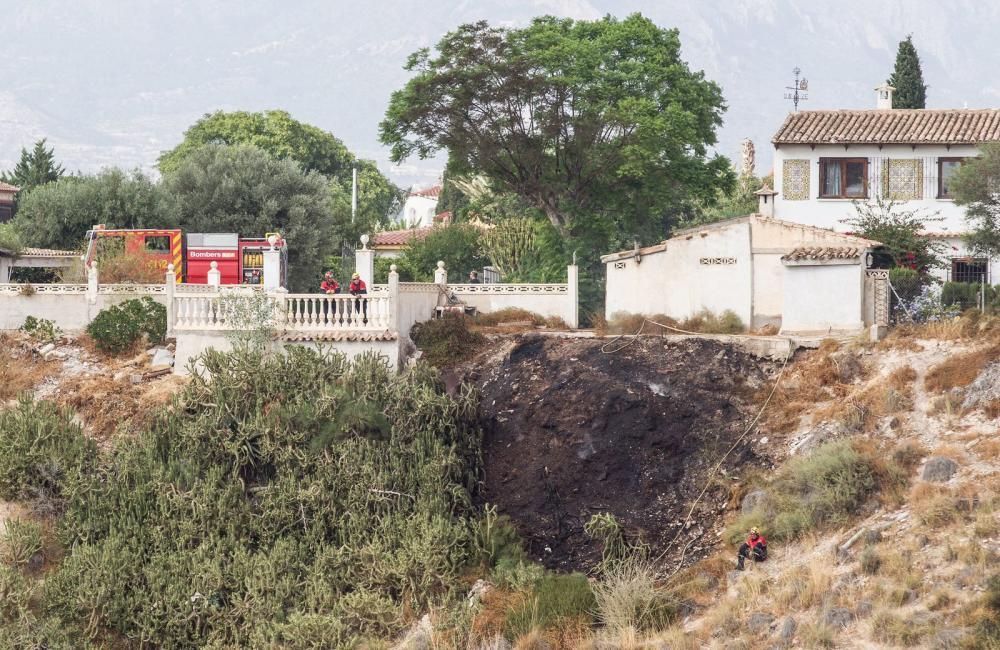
[351,165,358,223]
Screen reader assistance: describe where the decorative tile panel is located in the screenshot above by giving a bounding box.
[883,159,923,201]
[782,159,810,201]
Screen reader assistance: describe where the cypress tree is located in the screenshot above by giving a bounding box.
[888,35,928,109]
[3,138,65,191]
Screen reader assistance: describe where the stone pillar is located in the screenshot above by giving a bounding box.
[165,263,176,337]
[207,261,221,287]
[434,260,447,285]
[0,256,11,283]
[263,248,282,291]
[87,262,99,305]
[355,235,374,289]
[566,264,579,329]
[388,263,400,332]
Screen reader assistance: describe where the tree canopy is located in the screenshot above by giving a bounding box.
[888,35,927,109]
[380,14,732,248]
[159,110,401,227]
[951,142,1000,257]
[12,169,166,251]
[3,138,65,194]
[161,144,336,291]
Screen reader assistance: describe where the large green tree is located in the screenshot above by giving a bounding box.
[888,35,927,109]
[159,110,401,228]
[951,142,1000,258]
[11,169,166,250]
[161,144,337,291]
[3,138,65,194]
[380,14,732,249]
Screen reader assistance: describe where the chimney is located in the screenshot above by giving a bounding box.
[875,83,895,110]
[755,185,778,218]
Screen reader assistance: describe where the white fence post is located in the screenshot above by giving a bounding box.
[87,263,99,305]
[388,264,400,332]
[567,264,579,329]
[434,260,448,285]
[165,263,176,337]
[207,261,221,287]
[356,235,375,289]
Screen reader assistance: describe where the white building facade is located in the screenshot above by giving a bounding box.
[771,85,1000,283]
[398,185,441,228]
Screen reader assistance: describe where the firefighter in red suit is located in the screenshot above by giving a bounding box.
[736,527,767,570]
[349,272,367,323]
[320,272,339,294]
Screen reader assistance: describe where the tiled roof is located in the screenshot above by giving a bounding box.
[773,109,1000,145]
[409,185,442,199]
[781,246,863,262]
[433,210,452,223]
[0,181,19,193]
[0,247,80,258]
[371,227,431,247]
[279,330,397,342]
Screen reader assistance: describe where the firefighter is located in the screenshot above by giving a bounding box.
[736,527,767,570]
[320,271,340,294]
[349,272,367,323]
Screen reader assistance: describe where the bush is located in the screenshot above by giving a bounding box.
[888,267,923,303]
[591,559,676,634]
[0,398,97,507]
[0,520,43,568]
[726,439,905,543]
[20,316,61,342]
[399,223,488,282]
[86,296,166,354]
[859,547,881,575]
[503,573,596,638]
[41,348,484,646]
[411,312,485,366]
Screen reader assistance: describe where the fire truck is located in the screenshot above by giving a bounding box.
[83,227,287,286]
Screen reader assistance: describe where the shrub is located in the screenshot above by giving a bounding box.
[859,547,881,575]
[85,296,166,354]
[726,439,904,543]
[503,573,596,639]
[0,520,43,568]
[870,610,932,646]
[411,312,485,366]
[941,281,986,309]
[591,558,677,633]
[475,308,547,327]
[0,397,97,507]
[20,316,61,342]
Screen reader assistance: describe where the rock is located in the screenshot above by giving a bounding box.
[392,613,433,650]
[922,456,958,482]
[929,628,966,650]
[854,601,873,618]
[747,611,774,634]
[830,350,863,383]
[823,607,853,629]
[130,373,144,385]
[150,348,175,369]
[778,616,797,641]
[962,361,1000,409]
[466,579,491,607]
[113,370,130,382]
[727,570,744,585]
[43,350,66,361]
[741,489,770,516]
[37,343,56,355]
[790,421,841,455]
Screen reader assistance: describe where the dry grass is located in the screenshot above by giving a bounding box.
[925,345,1000,393]
[56,373,185,440]
[772,558,833,612]
[975,438,1000,461]
[870,609,932,646]
[797,620,836,648]
[645,626,700,650]
[602,309,746,337]
[0,335,57,402]
[473,308,569,331]
[910,483,961,528]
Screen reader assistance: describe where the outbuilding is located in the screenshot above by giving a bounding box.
[601,212,886,336]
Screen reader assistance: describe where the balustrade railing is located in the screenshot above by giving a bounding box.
[283,294,392,330]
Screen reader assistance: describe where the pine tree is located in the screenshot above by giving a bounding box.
[3,138,65,191]
[888,35,928,109]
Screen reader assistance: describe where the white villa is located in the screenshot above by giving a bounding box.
[771,84,1000,284]
[399,185,442,228]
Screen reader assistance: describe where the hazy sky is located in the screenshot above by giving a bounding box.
[3,0,1000,187]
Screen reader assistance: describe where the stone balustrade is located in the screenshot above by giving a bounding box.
[284,294,392,331]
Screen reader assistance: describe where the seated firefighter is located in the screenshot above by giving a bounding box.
[736,527,767,570]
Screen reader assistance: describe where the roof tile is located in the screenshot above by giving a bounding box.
[781,246,862,262]
[773,109,1000,145]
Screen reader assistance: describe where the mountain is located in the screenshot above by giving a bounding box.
[2,0,998,185]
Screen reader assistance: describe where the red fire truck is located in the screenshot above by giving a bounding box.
[83,227,287,286]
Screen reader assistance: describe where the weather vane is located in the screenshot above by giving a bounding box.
[784,67,809,111]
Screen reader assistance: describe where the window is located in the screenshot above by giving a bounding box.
[937,157,965,199]
[819,158,868,198]
[0,205,11,223]
[951,258,988,284]
[144,235,170,252]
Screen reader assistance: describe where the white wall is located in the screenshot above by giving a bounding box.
[450,285,577,327]
[396,283,440,337]
[751,253,784,328]
[781,262,865,333]
[399,195,438,228]
[604,222,753,324]
[773,143,977,234]
[0,286,169,331]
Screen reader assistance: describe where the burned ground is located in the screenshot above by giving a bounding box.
[461,335,777,572]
